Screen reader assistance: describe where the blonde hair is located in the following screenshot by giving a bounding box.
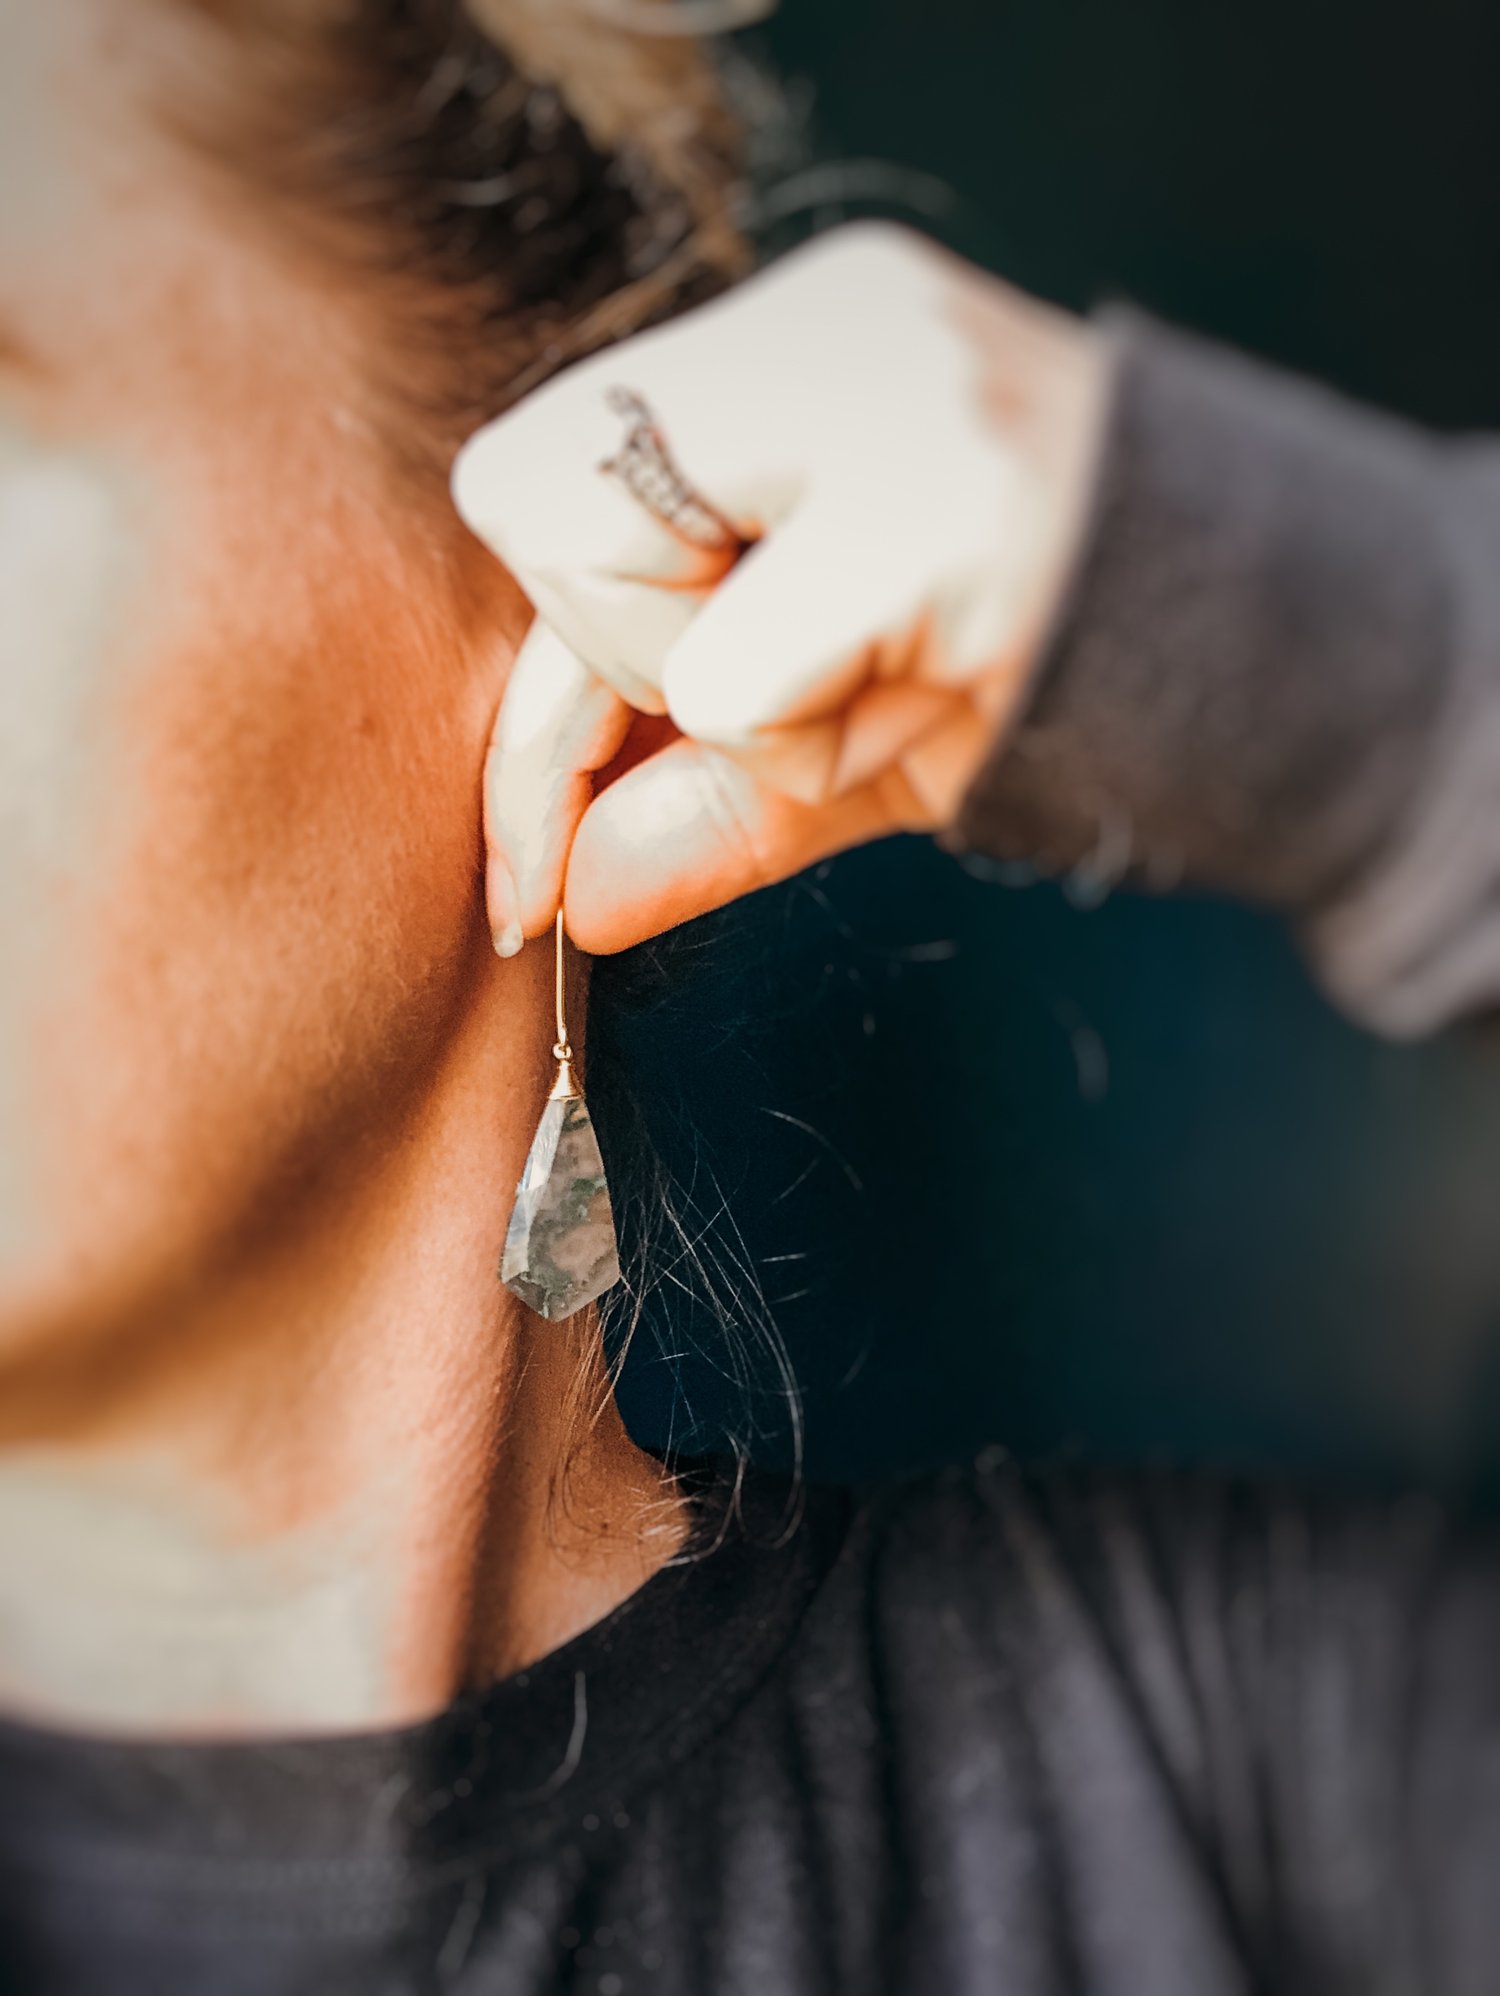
[169,0,757,475]
[466,0,754,394]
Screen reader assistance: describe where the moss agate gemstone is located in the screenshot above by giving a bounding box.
[501,1095,620,1320]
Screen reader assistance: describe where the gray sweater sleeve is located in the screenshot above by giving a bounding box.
[947,309,1500,1039]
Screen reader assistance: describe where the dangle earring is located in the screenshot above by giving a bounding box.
[501,384,743,1320]
[501,910,621,1320]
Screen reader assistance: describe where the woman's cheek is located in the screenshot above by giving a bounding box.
[0,416,150,1262]
[0,420,145,871]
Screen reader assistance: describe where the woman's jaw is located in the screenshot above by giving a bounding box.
[0,0,683,1737]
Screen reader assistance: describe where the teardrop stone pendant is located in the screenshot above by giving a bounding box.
[500,915,621,1321]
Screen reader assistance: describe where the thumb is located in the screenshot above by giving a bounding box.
[563,735,904,955]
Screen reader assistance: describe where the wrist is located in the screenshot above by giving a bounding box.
[950,261,1113,680]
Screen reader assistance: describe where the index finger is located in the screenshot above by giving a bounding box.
[485,620,632,946]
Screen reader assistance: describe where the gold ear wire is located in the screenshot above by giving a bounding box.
[549,908,581,1102]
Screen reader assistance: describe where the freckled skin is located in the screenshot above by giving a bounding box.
[0,1,682,1732]
[0,7,487,1359]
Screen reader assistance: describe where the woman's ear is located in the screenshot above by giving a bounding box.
[484,620,631,958]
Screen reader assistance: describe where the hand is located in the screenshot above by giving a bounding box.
[452,223,1108,956]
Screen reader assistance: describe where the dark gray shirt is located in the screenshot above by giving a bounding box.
[2,1460,1498,1994]
[952,310,1500,1038]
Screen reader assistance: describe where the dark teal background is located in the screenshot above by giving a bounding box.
[600,0,1500,1489]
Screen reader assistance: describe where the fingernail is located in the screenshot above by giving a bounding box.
[490,855,524,958]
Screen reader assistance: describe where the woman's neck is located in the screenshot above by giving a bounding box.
[0,941,684,1737]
